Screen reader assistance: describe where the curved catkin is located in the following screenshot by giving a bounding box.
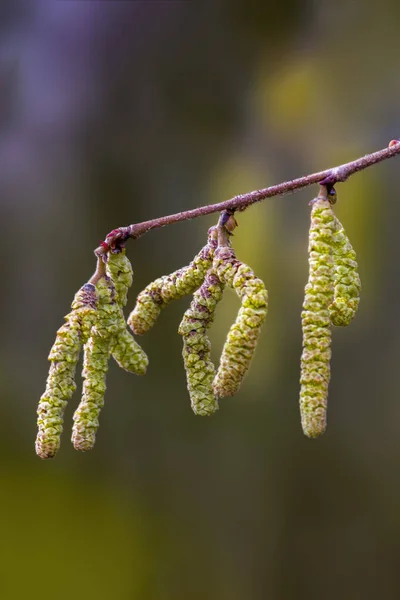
[112,317,148,375]
[72,278,120,452]
[106,249,133,307]
[106,248,149,374]
[178,269,224,416]
[300,196,336,438]
[329,216,361,327]
[212,246,268,398]
[36,283,98,459]
[128,228,218,335]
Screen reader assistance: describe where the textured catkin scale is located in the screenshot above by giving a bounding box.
[212,246,268,398]
[35,284,98,459]
[300,197,336,438]
[72,278,121,452]
[329,216,361,327]
[106,249,133,307]
[178,269,224,416]
[128,228,218,335]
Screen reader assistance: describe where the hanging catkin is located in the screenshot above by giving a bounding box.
[300,193,335,438]
[72,277,120,452]
[128,227,218,335]
[212,245,268,398]
[106,248,133,307]
[106,249,149,374]
[329,215,361,327]
[36,283,98,459]
[178,269,224,415]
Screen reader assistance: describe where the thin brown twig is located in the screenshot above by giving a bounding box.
[98,141,400,255]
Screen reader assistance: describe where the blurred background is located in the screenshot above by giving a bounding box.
[1,1,400,598]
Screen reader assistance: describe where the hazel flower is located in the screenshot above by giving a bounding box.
[178,269,224,415]
[128,227,218,335]
[111,313,148,375]
[106,248,133,307]
[212,246,268,398]
[299,194,336,438]
[71,278,120,452]
[329,216,361,327]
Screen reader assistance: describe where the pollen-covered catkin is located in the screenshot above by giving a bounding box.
[112,313,148,375]
[106,249,149,374]
[300,196,336,438]
[36,283,98,459]
[106,248,133,307]
[212,246,268,398]
[72,277,120,452]
[178,269,224,415]
[128,228,218,335]
[329,216,361,327]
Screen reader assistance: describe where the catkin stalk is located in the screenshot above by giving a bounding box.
[128,227,218,335]
[212,246,268,398]
[178,269,224,415]
[300,195,336,438]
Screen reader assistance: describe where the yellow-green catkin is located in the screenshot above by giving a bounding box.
[72,277,120,452]
[128,227,218,335]
[329,216,361,327]
[112,313,148,375]
[300,196,336,438]
[178,269,224,415]
[106,248,133,307]
[107,249,149,374]
[36,283,98,459]
[212,246,268,398]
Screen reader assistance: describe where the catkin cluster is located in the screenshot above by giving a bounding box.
[300,191,361,438]
[36,249,147,458]
[128,227,218,335]
[36,284,98,459]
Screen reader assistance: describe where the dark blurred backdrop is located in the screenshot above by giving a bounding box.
[1,1,400,598]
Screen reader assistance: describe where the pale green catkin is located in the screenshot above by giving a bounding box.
[106,249,149,374]
[111,313,148,375]
[212,246,268,398]
[72,277,121,452]
[178,269,224,415]
[128,227,218,335]
[36,283,98,459]
[300,196,336,438]
[329,215,361,327]
[106,248,133,307]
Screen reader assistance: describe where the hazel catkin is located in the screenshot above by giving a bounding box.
[212,246,268,398]
[300,195,336,438]
[36,283,98,459]
[329,216,361,327]
[178,269,224,415]
[106,249,149,374]
[128,227,218,335]
[71,277,120,452]
[106,248,133,307]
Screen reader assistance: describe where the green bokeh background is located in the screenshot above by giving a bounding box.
[1,1,400,598]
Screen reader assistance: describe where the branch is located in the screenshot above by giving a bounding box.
[98,141,400,254]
